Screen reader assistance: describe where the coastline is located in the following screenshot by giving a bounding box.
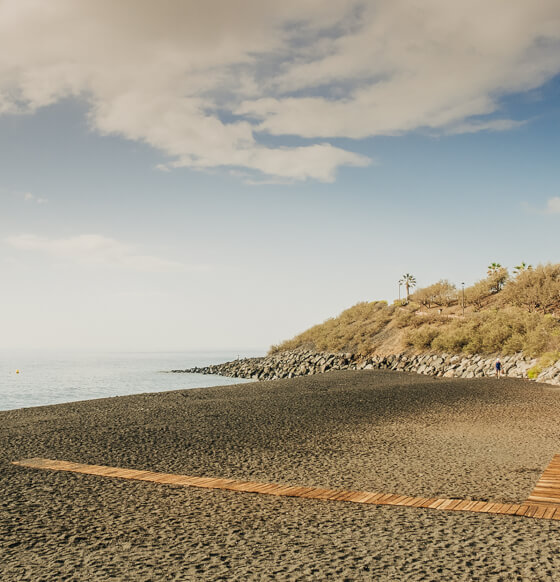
[176,348,560,386]
[2,369,560,580]
[0,350,258,412]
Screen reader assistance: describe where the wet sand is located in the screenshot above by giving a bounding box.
[2,370,560,581]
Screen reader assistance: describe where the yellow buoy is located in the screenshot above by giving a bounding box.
[16,369,19,374]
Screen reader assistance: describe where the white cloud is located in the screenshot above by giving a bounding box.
[1,1,559,181]
[22,192,48,204]
[443,119,527,136]
[5,233,200,272]
[546,197,560,214]
[240,2,560,139]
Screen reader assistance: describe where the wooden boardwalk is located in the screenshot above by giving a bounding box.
[12,457,560,521]
[527,454,560,506]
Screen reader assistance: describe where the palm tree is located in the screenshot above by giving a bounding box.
[487,262,508,292]
[513,261,533,275]
[399,273,416,303]
[487,262,502,276]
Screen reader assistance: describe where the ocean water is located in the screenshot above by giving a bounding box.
[0,350,261,411]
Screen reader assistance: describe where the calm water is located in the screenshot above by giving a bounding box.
[0,350,261,411]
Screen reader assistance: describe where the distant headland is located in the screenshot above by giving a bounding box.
[180,263,560,385]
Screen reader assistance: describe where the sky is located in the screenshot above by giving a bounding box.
[1,0,559,352]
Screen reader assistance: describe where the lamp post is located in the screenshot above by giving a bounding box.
[461,282,465,317]
[398,282,402,301]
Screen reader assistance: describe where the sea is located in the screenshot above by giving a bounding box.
[0,350,262,412]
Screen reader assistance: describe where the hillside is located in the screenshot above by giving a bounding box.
[270,264,560,367]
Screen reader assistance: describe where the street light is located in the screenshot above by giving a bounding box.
[398,282,402,301]
[461,282,465,317]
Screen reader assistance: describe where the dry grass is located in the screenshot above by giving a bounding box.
[271,263,560,361]
[270,301,394,355]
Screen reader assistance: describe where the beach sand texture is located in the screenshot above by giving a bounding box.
[2,369,560,580]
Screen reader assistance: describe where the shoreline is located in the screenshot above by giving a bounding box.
[2,369,560,580]
[175,348,560,386]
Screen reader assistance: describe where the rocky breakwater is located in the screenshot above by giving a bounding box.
[175,351,355,381]
[173,350,560,386]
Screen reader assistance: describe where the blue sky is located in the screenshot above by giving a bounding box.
[1,1,559,351]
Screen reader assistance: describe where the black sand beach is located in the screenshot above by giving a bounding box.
[2,370,560,581]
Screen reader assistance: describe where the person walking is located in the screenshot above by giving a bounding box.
[495,358,502,379]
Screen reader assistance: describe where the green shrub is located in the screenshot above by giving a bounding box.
[502,333,524,354]
[395,309,414,328]
[404,326,439,350]
[539,351,560,368]
[404,307,560,357]
[271,264,560,359]
[529,351,560,378]
[431,328,470,352]
[464,279,492,310]
[412,280,457,308]
[272,301,394,354]
[488,267,509,293]
[502,263,560,313]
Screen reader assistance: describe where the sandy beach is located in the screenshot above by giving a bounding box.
[2,369,560,581]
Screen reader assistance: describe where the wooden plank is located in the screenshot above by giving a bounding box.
[14,457,560,521]
[290,487,317,497]
[346,491,375,503]
[149,474,184,484]
[535,488,560,494]
[478,502,497,513]
[111,469,150,479]
[304,488,335,500]
[388,495,410,505]
[442,499,463,511]
[222,481,258,491]
[324,490,350,501]
[265,484,296,495]
[468,501,490,512]
[456,500,478,511]
[427,499,448,509]
[487,503,508,514]
[526,495,560,504]
[246,483,271,493]
[335,491,359,501]
[506,504,523,515]
[395,496,422,507]
[296,487,322,498]
[551,508,560,520]
[417,498,440,508]
[526,455,560,506]
[363,493,387,504]
[342,491,367,502]
[437,499,458,510]
[527,490,560,497]
[78,466,112,475]
[253,483,281,493]
[524,505,540,518]
[285,486,310,496]
[376,494,400,504]
[260,485,289,495]
[493,504,513,514]
[335,491,355,501]
[534,505,549,519]
[239,482,267,493]
[273,485,309,496]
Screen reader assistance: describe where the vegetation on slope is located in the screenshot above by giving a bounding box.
[270,263,560,361]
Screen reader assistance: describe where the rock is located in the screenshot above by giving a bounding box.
[174,348,558,387]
